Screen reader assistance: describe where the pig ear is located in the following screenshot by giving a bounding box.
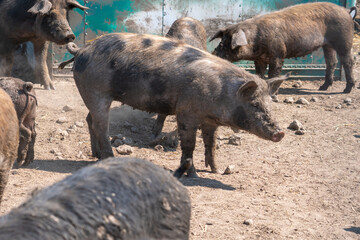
[67,0,89,11]
[237,81,258,98]
[231,30,248,49]
[267,73,291,95]
[28,0,52,15]
[209,30,224,42]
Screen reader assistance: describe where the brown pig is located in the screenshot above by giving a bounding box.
[65,33,286,177]
[0,88,19,204]
[211,2,356,93]
[152,17,208,139]
[0,77,37,167]
[0,0,88,90]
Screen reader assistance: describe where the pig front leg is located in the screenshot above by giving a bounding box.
[200,123,219,173]
[254,60,267,79]
[177,114,199,178]
[33,41,55,90]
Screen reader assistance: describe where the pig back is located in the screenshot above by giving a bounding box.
[72,33,246,115]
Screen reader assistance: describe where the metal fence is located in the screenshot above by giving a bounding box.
[52,0,356,79]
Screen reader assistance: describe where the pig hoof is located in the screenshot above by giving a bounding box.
[319,84,330,91]
[211,169,220,174]
[343,84,354,93]
[50,85,56,90]
[43,85,51,90]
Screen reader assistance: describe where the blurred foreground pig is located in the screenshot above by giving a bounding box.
[0,88,19,205]
[0,77,37,167]
[211,2,357,93]
[0,0,88,90]
[0,157,191,239]
[64,33,285,177]
[152,17,208,139]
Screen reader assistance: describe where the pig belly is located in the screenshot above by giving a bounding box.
[285,32,324,58]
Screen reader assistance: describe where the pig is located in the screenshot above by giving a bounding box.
[151,17,208,139]
[211,2,357,93]
[0,77,37,167]
[65,33,285,177]
[0,157,191,239]
[0,88,19,204]
[0,0,88,90]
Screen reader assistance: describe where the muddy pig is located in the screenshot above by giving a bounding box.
[0,77,37,167]
[0,157,191,239]
[211,2,357,93]
[0,0,88,90]
[65,33,285,177]
[0,88,19,205]
[152,17,208,139]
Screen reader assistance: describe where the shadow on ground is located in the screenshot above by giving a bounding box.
[344,227,360,234]
[21,159,95,174]
[109,105,178,151]
[180,177,236,190]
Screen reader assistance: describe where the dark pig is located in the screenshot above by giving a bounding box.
[0,77,37,167]
[211,2,357,93]
[0,0,88,90]
[152,17,208,138]
[0,157,191,239]
[66,33,285,177]
[0,88,19,204]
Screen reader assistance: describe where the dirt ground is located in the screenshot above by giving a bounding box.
[1,57,360,239]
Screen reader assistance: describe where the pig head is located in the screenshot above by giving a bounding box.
[0,0,88,90]
[211,2,356,93]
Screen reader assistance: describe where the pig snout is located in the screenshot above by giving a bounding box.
[64,31,75,43]
[271,131,285,142]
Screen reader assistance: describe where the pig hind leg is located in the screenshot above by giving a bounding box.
[319,45,337,91]
[16,124,32,167]
[338,51,355,93]
[177,113,199,178]
[151,114,167,138]
[255,60,267,79]
[268,58,284,79]
[200,123,218,173]
[86,98,114,159]
[86,113,101,159]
